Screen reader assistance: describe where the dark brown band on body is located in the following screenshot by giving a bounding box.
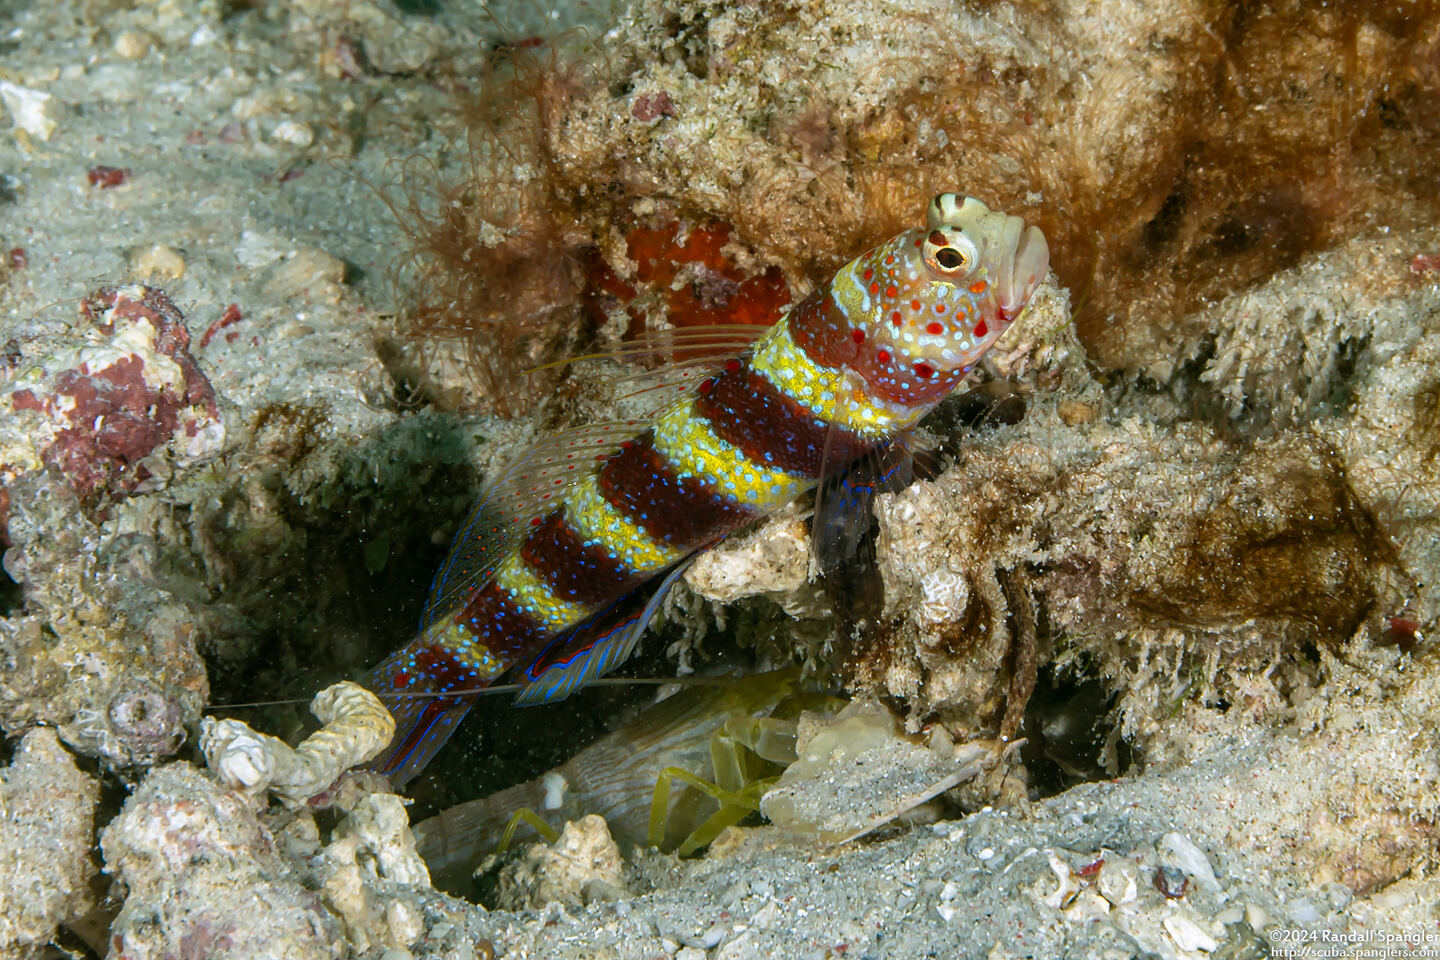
[785,286,862,369]
[695,359,870,477]
[520,509,641,605]
[454,582,551,665]
[596,432,754,548]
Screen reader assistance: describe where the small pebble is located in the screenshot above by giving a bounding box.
[1057,398,1099,425]
[265,247,346,301]
[130,244,187,280]
[112,31,151,60]
[1153,865,1188,899]
[1158,832,1220,891]
[714,930,755,960]
[692,924,727,949]
[750,901,780,929]
[1096,859,1138,906]
[270,120,314,148]
[0,81,60,140]
[385,900,423,946]
[1215,906,1244,925]
[1164,913,1217,953]
[582,879,627,904]
[1287,898,1321,924]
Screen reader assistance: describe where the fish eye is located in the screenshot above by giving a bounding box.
[924,230,977,277]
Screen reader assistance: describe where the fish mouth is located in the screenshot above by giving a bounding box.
[926,195,1050,322]
[995,216,1050,321]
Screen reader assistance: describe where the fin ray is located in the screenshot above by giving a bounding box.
[528,324,768,372]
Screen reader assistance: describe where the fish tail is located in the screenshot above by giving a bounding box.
[363,631,492,788]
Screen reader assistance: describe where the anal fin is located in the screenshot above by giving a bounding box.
[515,557,696,706]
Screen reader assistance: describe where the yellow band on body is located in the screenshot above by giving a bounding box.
[650,399,810,509]
[563,473,687,575]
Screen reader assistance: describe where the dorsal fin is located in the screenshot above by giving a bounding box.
[529,324,769,372]
[424,325,770,626]
[423,419,646,626]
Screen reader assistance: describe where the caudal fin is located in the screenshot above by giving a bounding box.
[364,640,481,789]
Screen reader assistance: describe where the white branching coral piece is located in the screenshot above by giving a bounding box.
[200,682,395,804]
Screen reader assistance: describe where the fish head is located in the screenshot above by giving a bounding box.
[836,194,1049,406]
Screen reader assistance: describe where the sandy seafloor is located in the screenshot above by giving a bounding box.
[3,0,1440,957]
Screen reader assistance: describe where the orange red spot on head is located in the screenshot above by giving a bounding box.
[885,285,898,298]
[891,312,903,326]
[914,362,935,379]
[935,304,946,314]
[974,319,989,337]
[969,280,988,294]
[910,299,921,312]
[926,322,943,335]
[869,282,880,295]
[851,328,865,343]
[876,349,891,364]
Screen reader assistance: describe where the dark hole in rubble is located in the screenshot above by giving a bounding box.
[194,413,672,824]
[0,564,21,617]
[1018,666,1131,797]
[399,628,690,823]
[197,415,481,770]
[940,386,1028,433]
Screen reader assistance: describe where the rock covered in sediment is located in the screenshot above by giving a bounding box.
[101,763,345,960]
[0,728,101,958]
[491,814,628,911]
[760,700,996,844]
[0,469,206,768]
[200,681,395,804]
[2,285,223,508]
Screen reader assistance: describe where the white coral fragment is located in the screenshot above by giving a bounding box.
[336,793,431,887]
[200,681,395,804]
[493,814,626,911]
[0,80,60,140]
[1158,832,1221,894]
